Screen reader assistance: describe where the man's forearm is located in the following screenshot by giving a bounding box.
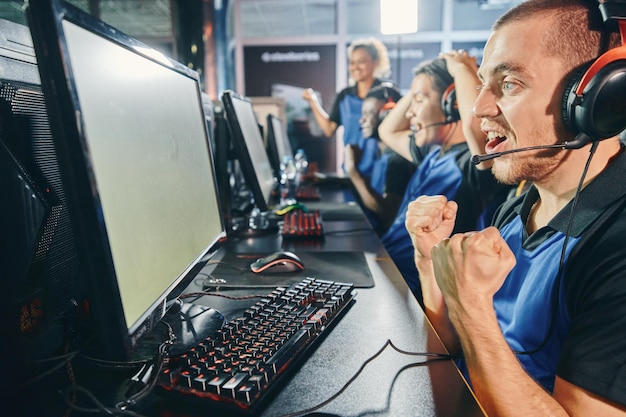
[416,254,460,353]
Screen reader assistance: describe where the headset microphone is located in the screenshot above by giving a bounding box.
[411,120,451,133]
[471,132,592,165]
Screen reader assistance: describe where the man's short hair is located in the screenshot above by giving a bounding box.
[412,58,454,95]
[495,0,621,73]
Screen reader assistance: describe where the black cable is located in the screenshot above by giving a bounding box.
[61,348,149,416]
[0,356,72,400]
[275,339,453,417]
[70,329,149,369]
[63,385,118,415]
[23,350,80,364]
[2,333,106,398]
[180,290,269,300]
[386,339,456,358]
[117,321,182,408]
[350,359,451,417]
[78,354,152,369]
[58,322,178,417]
[205,259,247,271]
[61,319,451,416]
[62,384,148,417]
[514,140,599,355]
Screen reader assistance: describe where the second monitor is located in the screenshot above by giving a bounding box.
[266,112,294,178]
[221,90,278,234]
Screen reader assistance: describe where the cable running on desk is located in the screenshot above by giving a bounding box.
[275,339,454,417]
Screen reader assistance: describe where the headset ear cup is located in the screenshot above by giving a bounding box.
[561,63,589,134]
[378,101,396,121]
[441,84,460,122]
[563,58,626,140]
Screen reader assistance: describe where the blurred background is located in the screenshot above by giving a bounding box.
[0,0,520,170]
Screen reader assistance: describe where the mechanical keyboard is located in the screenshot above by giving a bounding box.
[295,183,321,201]
[157,278,356,414]
[281,209,324,239]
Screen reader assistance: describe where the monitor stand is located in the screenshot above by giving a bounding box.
[229,207,279,237]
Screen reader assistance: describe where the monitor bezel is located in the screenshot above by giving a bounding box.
[26,0,226,360]
[221,90,276,213]
[265,113,294,178]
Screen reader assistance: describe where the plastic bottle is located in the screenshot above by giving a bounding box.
[294,148,308,187]
[279,155,297,205]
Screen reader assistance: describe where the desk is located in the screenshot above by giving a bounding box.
[10,186,485,417]
[142,185,486,417]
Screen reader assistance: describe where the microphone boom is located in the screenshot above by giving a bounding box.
[471,133,593,165]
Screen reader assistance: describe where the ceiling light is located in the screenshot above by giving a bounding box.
[380,0,418,35]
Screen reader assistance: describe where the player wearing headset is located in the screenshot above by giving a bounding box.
[344,84,416,234]
[406,0,626,415]
[377,55,512,302]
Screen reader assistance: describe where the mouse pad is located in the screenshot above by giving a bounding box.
[204,251,375,288]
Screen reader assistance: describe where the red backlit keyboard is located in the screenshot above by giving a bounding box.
[281,210,324,239]
[295,184,321,201]
[156,278,355,414]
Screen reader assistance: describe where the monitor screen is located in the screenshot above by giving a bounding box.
[26,0,226,360]
[266,113,294,177]
[221,90,275,213]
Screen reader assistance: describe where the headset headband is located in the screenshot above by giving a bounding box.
[575,19,626,96]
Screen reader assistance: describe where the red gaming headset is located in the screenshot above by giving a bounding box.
[562,5,626,146]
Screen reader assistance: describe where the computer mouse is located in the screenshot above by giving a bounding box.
[250,251,304,274]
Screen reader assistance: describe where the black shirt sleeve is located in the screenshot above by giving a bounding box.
[384,151,416,196]
[557,198,626,407]
[409,135,434,165]
[451,144,512,233]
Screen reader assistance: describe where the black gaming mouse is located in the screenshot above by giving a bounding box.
[249,251,305,274]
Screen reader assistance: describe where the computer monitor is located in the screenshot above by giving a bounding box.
[26,0,226,360]
[201,91,216,155]
[221,90,276,214]
[266,113,294,178]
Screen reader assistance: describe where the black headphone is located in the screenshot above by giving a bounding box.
[441,83,460,123]
[377,82,400,120]
[378,100,396,120]
[562,18,626,146]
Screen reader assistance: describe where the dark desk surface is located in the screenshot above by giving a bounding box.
[146,187,486,417]
[12,187,484,417]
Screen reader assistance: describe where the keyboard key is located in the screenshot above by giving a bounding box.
[206,372,230,395]
[236,379,260,403]
[266,328,309,374]
[221,372,249,398]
